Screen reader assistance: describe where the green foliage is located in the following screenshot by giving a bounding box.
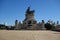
[0,24,6,30]
[45,23,55,30]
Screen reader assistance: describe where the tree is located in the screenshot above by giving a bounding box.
[45,23,52,30]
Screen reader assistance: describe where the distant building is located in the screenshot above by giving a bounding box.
[14,20,19,30]
[55,25,60,30]
[54,21,60,31]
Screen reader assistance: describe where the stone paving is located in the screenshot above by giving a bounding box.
[0,30,60,40]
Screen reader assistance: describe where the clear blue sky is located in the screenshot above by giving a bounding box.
[0,0,60,25]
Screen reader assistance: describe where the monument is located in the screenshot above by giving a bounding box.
[14,7,46,30]
[23,7,37,30]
